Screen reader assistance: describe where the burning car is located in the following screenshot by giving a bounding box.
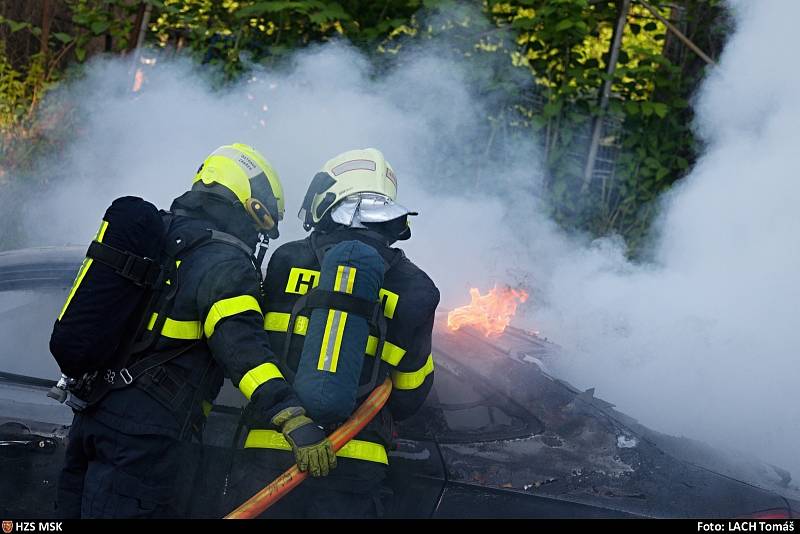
[1,246,799,518]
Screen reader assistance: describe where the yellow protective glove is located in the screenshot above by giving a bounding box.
[272,407,337,477]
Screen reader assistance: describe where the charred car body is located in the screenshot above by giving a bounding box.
[1,247,799,518]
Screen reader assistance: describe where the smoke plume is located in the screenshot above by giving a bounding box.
[2,0,798,484]
[536,0,800,477]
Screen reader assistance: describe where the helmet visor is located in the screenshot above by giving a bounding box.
[330,193,417,227]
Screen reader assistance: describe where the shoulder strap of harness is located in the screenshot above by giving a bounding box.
[86,241,161,287]
[168,208,254,258]
[127,214,255,368]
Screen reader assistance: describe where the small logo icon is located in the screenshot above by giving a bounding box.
[2,520,13,534]
[104,370,115,384]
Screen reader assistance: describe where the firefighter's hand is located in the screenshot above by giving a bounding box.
[272,407,337,477]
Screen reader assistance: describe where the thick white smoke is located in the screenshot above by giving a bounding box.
[536,0,800,476]
[3,0,798,484]
[17,39,536,304]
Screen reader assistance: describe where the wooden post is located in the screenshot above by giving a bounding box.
[129,2,153,91]
[581,0,631,194]
[638,0,716,66]
[128,2,147,54]
[134,3,153,52]
[39,0,52,59]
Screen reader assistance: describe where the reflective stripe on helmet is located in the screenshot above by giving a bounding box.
[213,146,265,180]
[391,354,434,390]
[204,295,262,338]
[195,154,252,203]
[238,362,284,400]
[331,159,376,176]
[244,429,388,464]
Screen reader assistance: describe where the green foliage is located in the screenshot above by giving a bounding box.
[69,0,145,60]
[0,0,727,255]
[0,43,74,249]
[149,0,426,79]
[0,44,60,181]
[0,6,86,249]
[488,0,715,254]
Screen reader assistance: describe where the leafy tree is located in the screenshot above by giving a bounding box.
[0,0,729,255]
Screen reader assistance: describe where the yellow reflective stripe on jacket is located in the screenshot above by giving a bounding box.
[364,336,405,366]
[146,313,202,340]
[243,429,388,464]
[58,220,109,320]
[392,354,434,390]
[378,288,399,319]
[264,312,310,335]
[204,295,262,338]
[238,362,284,400]
[146,296,260,341]
[264,311,406,366]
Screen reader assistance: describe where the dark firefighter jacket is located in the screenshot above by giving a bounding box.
[88,191,299,439]
[256,227,440,464]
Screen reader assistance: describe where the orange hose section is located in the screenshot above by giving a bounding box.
[224,377,393,519]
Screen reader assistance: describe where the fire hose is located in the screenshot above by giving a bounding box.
[224,376,393,519]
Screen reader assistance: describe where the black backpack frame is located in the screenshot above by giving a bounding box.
[67,212,254,412]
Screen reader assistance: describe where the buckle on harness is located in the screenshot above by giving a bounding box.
[120,253,137,279]
[122,253,157,287]
[120,368,133,385]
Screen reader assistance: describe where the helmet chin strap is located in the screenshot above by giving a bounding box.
[253,232,270,279]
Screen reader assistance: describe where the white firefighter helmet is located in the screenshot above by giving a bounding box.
[298,148,415,232]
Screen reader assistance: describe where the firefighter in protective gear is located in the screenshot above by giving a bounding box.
[56,143,335,518]
[226,148,439,518]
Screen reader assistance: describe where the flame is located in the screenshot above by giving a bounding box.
[132,68,145,92]
[447,285,529,337]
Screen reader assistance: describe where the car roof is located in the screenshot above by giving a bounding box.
[2,246,799,512]
[0,247,83,290]
[0,246,84,268]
